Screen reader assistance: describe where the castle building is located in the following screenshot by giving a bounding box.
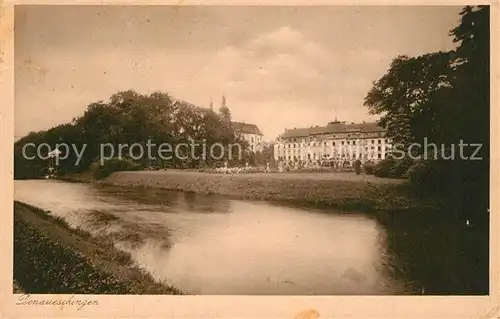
[273,120,391,165]
[231,121,264,153]
[215,94,264,153]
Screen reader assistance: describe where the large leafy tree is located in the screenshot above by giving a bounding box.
[14,90,243,176]
[449,6,490,166]
[364,52,454,149]
[364,5,490,220]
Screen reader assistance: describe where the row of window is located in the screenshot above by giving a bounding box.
[278,153,384,161]
[280,138,389,148]
[288,134,385,143]
[280,145,391,152]
[279,149,387,157]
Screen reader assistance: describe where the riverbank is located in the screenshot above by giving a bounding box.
[14,201,182,294]
[100,170,437,213]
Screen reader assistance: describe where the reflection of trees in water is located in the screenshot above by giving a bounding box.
[95,185,232,214]
[375,211,489,295]
[182,192,231,214]
[85,210,173,250]
[95,185,181,207]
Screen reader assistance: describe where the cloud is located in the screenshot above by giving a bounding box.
[15,25,386,140]
[191,26,386,138]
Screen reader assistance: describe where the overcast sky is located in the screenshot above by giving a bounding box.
[15,5,463,140]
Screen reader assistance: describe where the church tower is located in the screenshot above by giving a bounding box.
[221,93,226,108]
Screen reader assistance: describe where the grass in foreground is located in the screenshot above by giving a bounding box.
[14,201,182,294]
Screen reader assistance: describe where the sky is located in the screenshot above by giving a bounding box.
[15,5,463,141]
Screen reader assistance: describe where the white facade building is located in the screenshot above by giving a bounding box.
[273,121,391,165]
[231,121,264,153]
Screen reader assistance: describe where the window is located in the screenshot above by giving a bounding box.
[347,141,350,145]
[378,139,381,144]
[378,154,382,159]
[333,142,336,146]
[353,141,356,145]
[372,140,375,144]
[324,142,327,147]
[342,141,344,145]
[378,146,381,151]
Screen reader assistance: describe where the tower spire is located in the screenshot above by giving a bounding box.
[221,93,226,108]
[209,97,213,111]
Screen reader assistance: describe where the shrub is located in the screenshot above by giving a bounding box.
[407,160,447,194]
[373,157,414,178]
[373,158,396,177]
[363,163,376,175]
[90,157,142,180]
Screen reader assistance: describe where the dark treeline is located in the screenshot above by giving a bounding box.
[366,5,490,294]
[14,90,270,179]
[365,6,490,224]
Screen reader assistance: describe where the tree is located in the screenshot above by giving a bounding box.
[448,5,490,221]
[364,52,454,150]
[363,5,490,223]
[14,90,244,175]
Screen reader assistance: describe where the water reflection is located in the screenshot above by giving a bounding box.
[15,179,406,295]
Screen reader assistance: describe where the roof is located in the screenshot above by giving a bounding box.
[279,122,384,139]
[231,121,263,136]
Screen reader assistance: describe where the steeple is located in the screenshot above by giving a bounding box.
[333,106,340,123]
[221,93,226,108]
[209,98,214,111]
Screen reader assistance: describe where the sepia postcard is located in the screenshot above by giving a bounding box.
[0,1,499,318]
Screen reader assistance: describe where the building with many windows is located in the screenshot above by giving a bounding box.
[273,120,391,165]
[213,94,264,153]
[231,121,264,153]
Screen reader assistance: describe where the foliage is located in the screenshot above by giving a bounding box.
[14,90,245,178]
[365,52,455,147]
[364,6,489,222]
[90,157,142,180]
[363,163,376,175]
[373,158,394,178]
[405,160,445,194]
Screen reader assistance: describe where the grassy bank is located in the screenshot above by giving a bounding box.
[102,170,438,213]
[14,201,182,294]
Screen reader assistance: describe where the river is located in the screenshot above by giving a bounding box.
[14,179,418,295]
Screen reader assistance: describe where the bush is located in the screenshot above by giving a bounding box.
[90,157,142,180]
[373,158,396,177]
[363,163,376,175]
[407,160,449,195]
[373,157,414,178]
